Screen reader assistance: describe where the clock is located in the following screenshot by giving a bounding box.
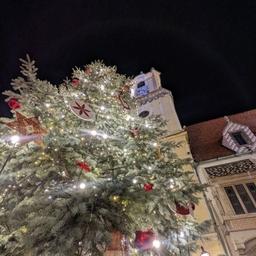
[135,81,149,97]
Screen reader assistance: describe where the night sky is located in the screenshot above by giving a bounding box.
[1,1,256,125]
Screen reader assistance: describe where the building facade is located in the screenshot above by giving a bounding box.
[132,70,224,256]
[187,111,256,256]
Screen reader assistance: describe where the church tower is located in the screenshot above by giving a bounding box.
[132,68,181,135]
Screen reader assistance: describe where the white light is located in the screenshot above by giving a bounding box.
[79,183,86,189]
[100,106,105,111]
[180,231,185,238]
[152,239,161,249]
[148,166,152,170]
[48,196,52,200]
[132,179,138,184]
[201,247,210,256]
[100,84,105,90]
[90,130,97,136]
[106,115,110,119]
[152,142,158,147]
[126,115,131,121]
[45,103,51,108]
[10,135,20,144]
[102,134,108,139]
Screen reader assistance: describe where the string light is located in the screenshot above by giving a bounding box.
[152,239,161,249]
[79,183,86,189]
[132,179,138,184]
[90,130,97,136]
[200,247,210,256]
[100,106,105,111]
[10,135,20,144]
[102,134,108,139]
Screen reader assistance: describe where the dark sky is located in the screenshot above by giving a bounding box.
[1,1,256,125]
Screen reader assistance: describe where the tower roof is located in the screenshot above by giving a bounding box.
[186,109,256,162]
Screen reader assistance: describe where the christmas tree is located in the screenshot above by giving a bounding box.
[0,56,209,256]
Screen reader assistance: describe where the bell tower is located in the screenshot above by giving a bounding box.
[132,68,181,135]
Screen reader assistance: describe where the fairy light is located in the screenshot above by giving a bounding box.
[102,134,108,139]
[152,142,158,147]
[132,179,138,184]
[100,84,105,90]
[90,130,97,136]
[100,106,105,111]
[79,183,86,189]
[45,103,51,108]
[152,239,161,249]
[10,135,20,144]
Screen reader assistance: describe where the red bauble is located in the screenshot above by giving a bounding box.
[77,161,91,172]
[175,202,195,215]
[134,230,155,250]
[71,78,79,87]
[7,98,21,110]
[144,183,153,192]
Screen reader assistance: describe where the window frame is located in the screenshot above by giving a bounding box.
[231,131,249,146]
[224,181,256,215]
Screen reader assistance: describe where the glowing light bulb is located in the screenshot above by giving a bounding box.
[45,103,51,108]
[152,239,161,249]
[100,106,105,111]
[90,130,97,136]
[79,183,86,189]
[132,179,138,184]
[100,84,105,90]
[102,134,108,139]
[152,142,158,147]
[10,135,20,144]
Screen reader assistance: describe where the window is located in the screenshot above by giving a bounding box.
[137,81,145,88]
[224,186,245,214]
[224,182,256,214]
[139,110,150,118]
[231,131,247,145]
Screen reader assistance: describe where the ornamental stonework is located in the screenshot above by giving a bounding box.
[205,159,256,178]
[136,88,170,106]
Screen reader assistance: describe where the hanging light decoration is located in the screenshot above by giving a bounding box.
[200,246,210,256]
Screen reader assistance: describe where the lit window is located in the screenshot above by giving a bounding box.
[224,182,256,214]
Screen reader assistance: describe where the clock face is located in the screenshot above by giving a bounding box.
[135,81,149,97]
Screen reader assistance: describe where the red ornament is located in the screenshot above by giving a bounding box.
[175,202,195,215]
[77,161,91,172]
[144,183,153,192]
[134,230,155,250]
[71,78,79,87]
[7,98,21,110]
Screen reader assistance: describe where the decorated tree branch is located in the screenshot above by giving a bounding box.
[0,56,209,256]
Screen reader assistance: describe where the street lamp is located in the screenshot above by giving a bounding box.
[200,246,210,256]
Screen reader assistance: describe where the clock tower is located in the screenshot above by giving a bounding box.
[132,68,181,135]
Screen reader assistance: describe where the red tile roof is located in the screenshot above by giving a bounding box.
[186,109,256,162]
